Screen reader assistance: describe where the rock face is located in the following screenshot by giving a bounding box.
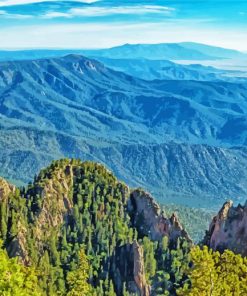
[7,220,30,265]
[204,200,247,256]
[30,163,74,242]
[133,241,151,296]
[111,240,150,296]
[128,189,191,244]
[0,177,15,201]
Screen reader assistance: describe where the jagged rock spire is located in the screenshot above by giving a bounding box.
[128,189,192,244]
[203,200,247,256]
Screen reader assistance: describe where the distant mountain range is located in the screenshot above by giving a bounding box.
[0,42,246,62]
[90,57,247,82]
[178,42,247,59]
[0,54,247,207]
[83,42,247,61]
[2,49,247,83]
[1,42,246,83]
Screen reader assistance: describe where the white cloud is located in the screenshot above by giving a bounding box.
[69,5,176,17]
[0,0,99,7]
[42,11,69,18]
[43,5,175,19]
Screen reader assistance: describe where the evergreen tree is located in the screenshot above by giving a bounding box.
[177,246,247,296]
[67,249,94,296]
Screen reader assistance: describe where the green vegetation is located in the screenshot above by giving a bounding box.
[0,159,135,295]
[67,249,94,296]
[0,241,41,296]
[152,237,191,295]
[177,246,247,296]
[0,159,246,295]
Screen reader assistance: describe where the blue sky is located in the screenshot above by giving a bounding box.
[0,0,247,50]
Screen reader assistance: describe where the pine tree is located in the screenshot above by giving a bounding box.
[177,246,247,296]
[67,249,94,296]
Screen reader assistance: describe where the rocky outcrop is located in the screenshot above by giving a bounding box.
[111,240,150,296]
[204,200,247,256]
[30,162,74,243]
[7,220,30,265]
[133,241,150,296]
[1,159,196,294]
[0,177,15,201]
[128,189,191,244]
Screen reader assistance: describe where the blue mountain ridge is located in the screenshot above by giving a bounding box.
[82,42,247,60]
[90,57,247,82]
[0,42,246,62]
[0,54,247,207]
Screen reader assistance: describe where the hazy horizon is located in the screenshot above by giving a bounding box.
[0,41,246,53]
[0,0,247,51]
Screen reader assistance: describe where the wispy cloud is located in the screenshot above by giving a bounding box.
[0,0,246,51]
[0,4,175,20]
[0,9,33,18]
[43,5,175,19]
[0,0,99,7]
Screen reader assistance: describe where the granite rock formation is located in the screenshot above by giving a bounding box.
[204,200,247,256]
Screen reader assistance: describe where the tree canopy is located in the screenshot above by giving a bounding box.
[177,246,247,296]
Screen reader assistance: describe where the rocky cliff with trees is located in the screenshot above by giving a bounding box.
[0,159,246,295]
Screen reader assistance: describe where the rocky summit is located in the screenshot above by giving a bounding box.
[0,159,192,296]
[204,200,247,256]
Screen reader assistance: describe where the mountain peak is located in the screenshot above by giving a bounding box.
[0,158,194,295]
[64,53,87,60]
[204,200,247,256]
[128,189,192,243]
